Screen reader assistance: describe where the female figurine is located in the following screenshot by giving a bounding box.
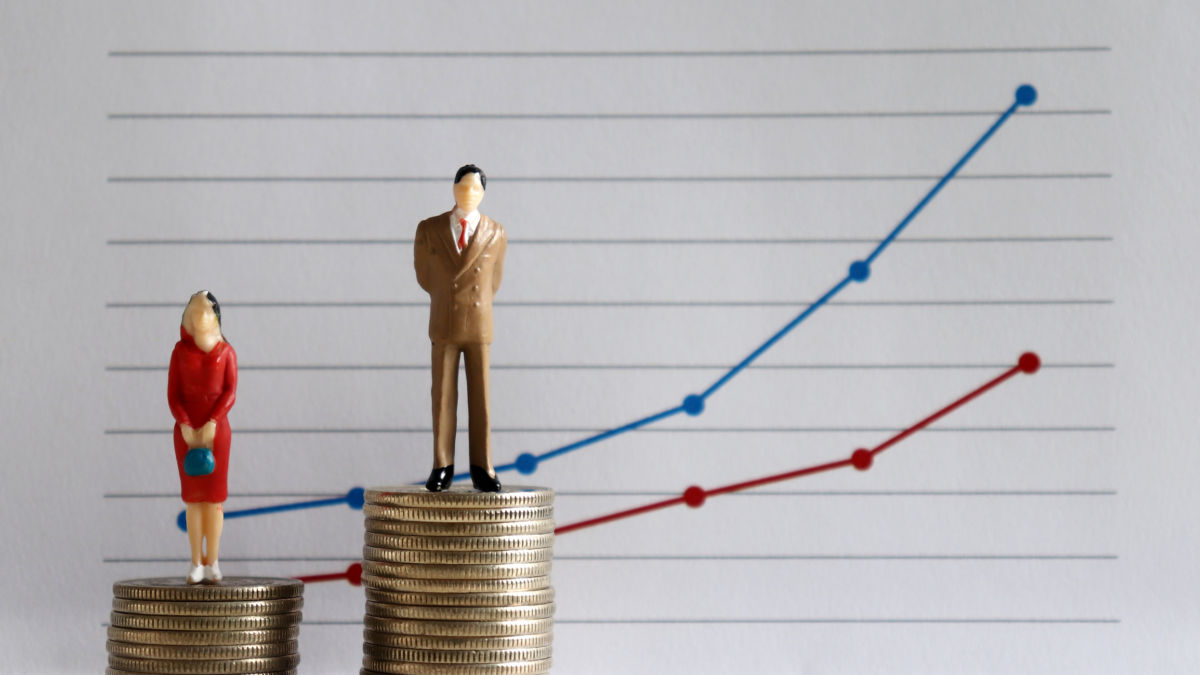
[167,291,238,584]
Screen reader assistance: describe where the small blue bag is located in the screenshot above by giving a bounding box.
[184,447,215,476]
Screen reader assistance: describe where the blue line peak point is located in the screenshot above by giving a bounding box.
[682,394,705,416]
[345,487,365,509]
[848,261,870,282]
[515,453,539,474]
[1015,85,1037,106]
[175,510,187,531]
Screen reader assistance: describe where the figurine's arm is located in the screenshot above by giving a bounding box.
[414,223,432,292]
[197,346,237,446]
[166,344,193,427]
[206,345,239,425]
[492,229,506,294]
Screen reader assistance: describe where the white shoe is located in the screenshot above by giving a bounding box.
[186,563,205,585]
[204,562,223,583]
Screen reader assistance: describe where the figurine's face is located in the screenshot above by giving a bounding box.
[453,172,485,213]
[183,294,219,336]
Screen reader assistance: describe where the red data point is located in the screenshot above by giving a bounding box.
[851,448,873,470]
[347,562,363,586]
[1018,352,1041,374]
[682,486,707,508]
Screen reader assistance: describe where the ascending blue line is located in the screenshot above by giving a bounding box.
[178,85,1036,530]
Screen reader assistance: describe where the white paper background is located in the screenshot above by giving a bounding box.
[2,1,1197,673]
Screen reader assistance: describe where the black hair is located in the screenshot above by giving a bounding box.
[454,164,486,190]
[205,291,222,326]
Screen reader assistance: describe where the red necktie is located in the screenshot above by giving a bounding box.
[458,218,469,251]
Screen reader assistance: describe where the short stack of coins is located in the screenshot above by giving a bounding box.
[108,577,303,675]
[361,485,555,675]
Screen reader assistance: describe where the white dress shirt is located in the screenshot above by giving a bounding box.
[450,207,480,253]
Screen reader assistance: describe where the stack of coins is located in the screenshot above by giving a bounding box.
[361,485,555,675]
[107,577,303,675]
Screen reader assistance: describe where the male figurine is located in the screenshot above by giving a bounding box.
[414,165,507,492]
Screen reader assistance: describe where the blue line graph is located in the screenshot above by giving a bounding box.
[177,85,1037,530]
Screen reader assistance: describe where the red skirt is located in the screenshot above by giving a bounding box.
[173,420,231,503]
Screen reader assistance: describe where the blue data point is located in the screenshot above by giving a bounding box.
[682,394,705,416]
[515,453,539,475]
[848,260,870,282]
[1015,84,1037,106]
[346,487,365,510]
[176,510,187,532]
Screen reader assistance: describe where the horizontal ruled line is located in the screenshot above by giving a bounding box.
[105,236,1114,246]
[108,109,1110,121]
[104,426,1115,435]
[105,362,1115,373]
[103,490,1117,499]
[104,299,1114,310]
[254,617,1122,626]
[102,554,1116,563]
[554,618,1120,625]
[107,173,1111,184]
[107,46,1111,58]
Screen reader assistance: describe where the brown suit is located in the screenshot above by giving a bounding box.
[414,211,507,469]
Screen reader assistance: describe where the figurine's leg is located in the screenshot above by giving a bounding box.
[185,504,203,564]
[431,341,461,469]
[464,343,493,472]
[201,502,223,563]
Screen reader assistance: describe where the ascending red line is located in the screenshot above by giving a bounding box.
[292,353,1039,582]
[554,352,1040,535]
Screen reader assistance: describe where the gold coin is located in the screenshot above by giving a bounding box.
[363,546,553,565]
[109,611,302,631]
[364,533,554,552]
[363,505,553,524]
[363,644,552,664]
[365,518,555,537]
[366,602,555,622]
[106,640,297,660]
[112,577,303,602]
[362,561,551,580]
[362,631,552,650]
[365,588,554,608]
[365,486,553,509]
[107,626,298,646]
[108,653,299,674]
[361,574,549,594]
[361,616,554,637]
[360,658,550,674]
[112,597,303,616]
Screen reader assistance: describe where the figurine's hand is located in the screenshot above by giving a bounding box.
[180,423,198,448]
[200,420,217,446]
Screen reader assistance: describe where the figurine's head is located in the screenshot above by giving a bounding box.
[453,164,486,213]
[182,291,222,338]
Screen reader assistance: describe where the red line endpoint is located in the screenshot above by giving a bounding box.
[682,486,707,508]
[1018,352,1041,374]
[851,448,873,470]
[347,562,363,586]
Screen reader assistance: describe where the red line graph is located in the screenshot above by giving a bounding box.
[556,352,1039,534]
[293,353,1039,583]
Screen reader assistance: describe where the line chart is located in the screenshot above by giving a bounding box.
[172,84,1039,531]
[291,352,1041,585]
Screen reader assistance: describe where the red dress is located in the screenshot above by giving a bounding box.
[168,326,238,503]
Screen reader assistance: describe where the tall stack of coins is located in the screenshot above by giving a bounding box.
[361,485,555,675]
[107,577,303,675]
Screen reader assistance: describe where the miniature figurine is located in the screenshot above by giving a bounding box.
[414,165,507,492]
[167,291,238,583]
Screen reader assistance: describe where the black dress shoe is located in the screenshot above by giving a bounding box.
[470,465,502,492]
[425,465,454,492]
